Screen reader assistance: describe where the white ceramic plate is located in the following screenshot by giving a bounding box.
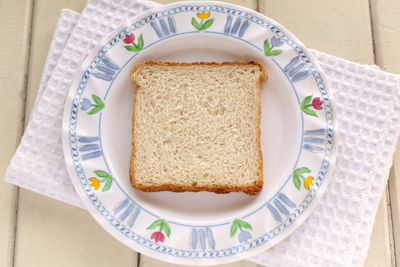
[62,1,337,265]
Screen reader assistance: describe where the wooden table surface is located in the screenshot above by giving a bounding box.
[1,0,399,266]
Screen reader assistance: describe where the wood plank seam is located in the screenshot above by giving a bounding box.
[136,253,141,266]
[6,189,19,267]
[368,0,378,65]
[389,165,400,267]
[17,0,35,144]
[386,186,397,267]
[11,0,35,266]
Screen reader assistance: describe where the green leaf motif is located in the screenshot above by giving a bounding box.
[300,95,318,117]
[293,174,301,190]
[123,45,142,52]
[263,38,271,55]
[301,95,312,107]
[240,221,253,231]
[191,17,202,30]
[264,39,282,57]
[137,34,144,49]
[146,219,163,230]
[230,219,252,237]
[201,18,214,30]
[294,167,311,175]
[302,107,318,117]
[123,34,144,52]
[146,219,171,237]
[292,167,311,190]
[87,94,105,115]
[94,170,110,178]
[87,106,102,115]
[163,220,171,238]
[102,178,112,192]
[91,94,103,105]
[230,221,239,237]
[265,49,283,56]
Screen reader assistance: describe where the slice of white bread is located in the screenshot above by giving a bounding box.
[130,61,267,195]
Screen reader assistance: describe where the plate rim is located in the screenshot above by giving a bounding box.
[62,1,338,265]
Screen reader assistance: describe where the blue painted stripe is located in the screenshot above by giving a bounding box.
[284,56,299,72]
[150,21,163,38]
[113,198,130,215]
[77,136,99,143]
[267,204,282,222]
[305,129,326,136]
[206,228,215,250]
[92,72,113,81]
[231,17,241,34]
[199,229,206,250]
[238,19,249,37]
[101,57,119,70]
[79,144,100,152]
[224,15,232,33]
[81,150,102,160]
[128,207,141,228]
[288,63,305,77]
[159,18,170,35]
[278,193,296,209]
[303,144,324,152]
[96,65,115,76]
[304,137,325,144]
[190,228,198,249]
[168,16,176,33]
[119,203,134,221]
[292,70,310,82]
[273,199,289,216]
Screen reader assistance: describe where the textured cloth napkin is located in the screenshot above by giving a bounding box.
[4,0,400,266]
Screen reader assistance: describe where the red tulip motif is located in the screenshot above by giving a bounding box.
[123,33,144,52]
[123,33,135,44]
[300,95,323,117]
[151,231,165,243]
[312,97,323,110]
[147,219,170,243]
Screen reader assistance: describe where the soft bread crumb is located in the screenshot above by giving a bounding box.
[130,61,267,195]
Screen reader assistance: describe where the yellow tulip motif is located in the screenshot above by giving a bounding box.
[292,167,316,190]
[304,176,314,190]
[89,177,100,190]
[191,11,214,31]
[196,11,210,19]
[88,170,114,192]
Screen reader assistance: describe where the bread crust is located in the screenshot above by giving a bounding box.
[130,61,267,195]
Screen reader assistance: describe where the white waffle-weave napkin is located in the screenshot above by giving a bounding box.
[4,0,400,266]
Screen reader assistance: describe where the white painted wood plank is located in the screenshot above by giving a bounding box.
[371,0,400,264]
[140,255,262,267]
[0,0,33,266]
[370,0,400,73]
[154,0,257,10]
[15,1,138,267]
[258,1,393,266]
[15,190,137,267]
[364,190,393,267]
[259,0,374,64]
